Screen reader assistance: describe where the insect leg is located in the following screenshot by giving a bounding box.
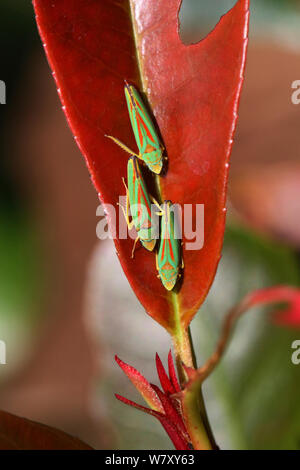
[151,196,163,216]
[118,182,134,230]
[105,135,139,158]
[131,235,140,259]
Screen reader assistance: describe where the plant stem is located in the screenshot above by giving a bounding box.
[183,381,217,450]
[187,327,218,449]
[172,325,194,383]
[171,322,218,450]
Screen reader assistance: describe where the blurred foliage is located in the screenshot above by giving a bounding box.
[180,0,300,44]
[0,209,41,319]
[0,0,43,371]
[195,222,300,450]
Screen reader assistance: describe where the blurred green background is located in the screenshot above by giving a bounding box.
[0,0,299,450]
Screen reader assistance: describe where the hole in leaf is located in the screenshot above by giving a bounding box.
[179,0,237,45]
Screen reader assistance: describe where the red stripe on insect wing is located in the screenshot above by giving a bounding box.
[135,99,153,134]
[132,98,156,144]
[164,223,175,263]
[159,237,166,261]
[132,170,136,185]
[134,97,147,116]
[136,185,143,224]
[141,191,152,219]
[137,179,151,219]
[136,116,145,148]
[167,237,175,263]
[136,110,156,144]
[139,188,152,228]
[129,87,157,146]
[137,186,151,228]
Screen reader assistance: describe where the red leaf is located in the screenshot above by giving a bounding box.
[168,350,181,393]
[158,416,190,451]
[151,384,189,442]
[115,394,190,450]
[0,410,92,450]
[115,355,164,412]
[155,353,175,395]
[115,394,163,419]
[247,286,300,328]
[33,0,249,331]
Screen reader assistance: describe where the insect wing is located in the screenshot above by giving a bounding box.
[125,84,161,156]
[127,157,156,245]
[158,202,181,290]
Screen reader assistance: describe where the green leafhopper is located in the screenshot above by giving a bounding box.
[120,156,157,257]
[107,83,164,174]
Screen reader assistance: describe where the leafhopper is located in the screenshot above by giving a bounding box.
[120,156,157,257]
[154,200,182,291]
[107,83,164,174]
